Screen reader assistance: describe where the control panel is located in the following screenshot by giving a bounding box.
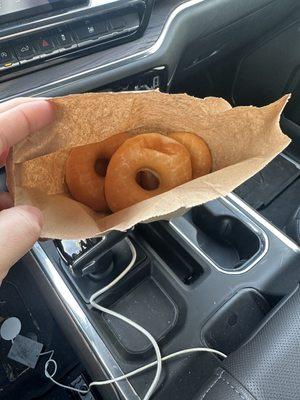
[0,1,152,81]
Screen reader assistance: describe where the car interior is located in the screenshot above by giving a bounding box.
[0,0,300,399]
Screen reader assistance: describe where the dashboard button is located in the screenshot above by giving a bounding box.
[14,42,38,62]
[94,20,108,35]
[35,36,58,55]
[110,17,126,30]
[75,19,108,43]
[0,48,14,64]
[76,22,98,40]
[55,31,77,49]
[0,47,19,71]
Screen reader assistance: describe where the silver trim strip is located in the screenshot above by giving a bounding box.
[280,152,300,169]
[2,0,206,99]
[169,198,269,275]
[227,193,300,251]
[32,242,140,400]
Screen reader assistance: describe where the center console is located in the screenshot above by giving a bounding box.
[28,191,300,400]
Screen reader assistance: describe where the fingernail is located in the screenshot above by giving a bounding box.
[18,205,44,229]
[44,100,56,126]
[25,100,56,129]
[41,99,55,109]
[26,96,51,101]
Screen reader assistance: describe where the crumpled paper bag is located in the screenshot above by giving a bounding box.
[7,91,291,239]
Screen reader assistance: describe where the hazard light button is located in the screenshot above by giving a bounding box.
[35,36,59,57]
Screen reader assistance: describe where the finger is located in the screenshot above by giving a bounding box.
[0,97,49,114]
[0,192,13,210]
[0,100,55,153]
[0,205,43,281]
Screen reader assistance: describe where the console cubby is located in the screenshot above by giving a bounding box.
[192,205,261,270]
[167,198,266,272]
[92,258,186,361]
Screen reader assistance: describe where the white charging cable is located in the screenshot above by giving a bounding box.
[42,238,226,399]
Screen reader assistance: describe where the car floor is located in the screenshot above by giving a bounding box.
[0,261,84,400]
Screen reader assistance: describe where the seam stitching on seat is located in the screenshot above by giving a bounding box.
[220,375,247,400]
[200,370,224,399]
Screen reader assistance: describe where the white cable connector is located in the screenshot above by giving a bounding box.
[42,238,226,399]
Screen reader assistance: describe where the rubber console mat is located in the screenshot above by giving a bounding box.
[235,155,300,210]
[261,179,300,232]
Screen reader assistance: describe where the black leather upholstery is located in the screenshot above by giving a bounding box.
[196,287,300,400]
[196,368,256,400]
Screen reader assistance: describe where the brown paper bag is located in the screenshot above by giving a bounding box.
[7,91,291,239]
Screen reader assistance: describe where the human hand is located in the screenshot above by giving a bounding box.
[0,98,55,281]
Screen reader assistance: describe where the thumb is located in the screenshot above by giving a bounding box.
[0,205,43,281]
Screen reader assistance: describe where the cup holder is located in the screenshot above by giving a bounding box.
[168,199,266,272]
[192,205,261,270]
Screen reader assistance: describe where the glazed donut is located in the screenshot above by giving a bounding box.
[65,133,130,212]
[169,132,212,179]
[105,133,192,212]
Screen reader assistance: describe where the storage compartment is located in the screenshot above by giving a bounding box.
[202,289,271,354]
[138,222,205,285]
[55,237,147,302]
[192,206,261,270]
[167,199,266,272]
[103,277,178,355]
[92,260,185,360]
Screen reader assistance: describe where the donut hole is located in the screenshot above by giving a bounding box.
[136,169,160,191]
[95,158,109,177]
